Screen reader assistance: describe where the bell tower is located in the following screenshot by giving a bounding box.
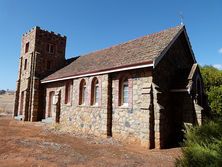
[14,26,66,121]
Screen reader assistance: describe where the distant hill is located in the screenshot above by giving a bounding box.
[0,89,15,95]
[0,90,6,95]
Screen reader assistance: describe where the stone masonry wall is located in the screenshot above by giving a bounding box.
[44,68,153,147]
[44,74,109,137]
[111,69,153,147]
[34,27,66,78]
[15,29,36,118]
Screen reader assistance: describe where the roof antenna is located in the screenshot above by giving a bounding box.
[179,12,184,25]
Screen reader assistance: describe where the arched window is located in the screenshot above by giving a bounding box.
[91,78,99,105]
[79,79,87,105]
[65,81,72,104]
[120,78,129,106]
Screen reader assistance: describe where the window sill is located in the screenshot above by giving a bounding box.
[77,104,101,108]
[119,104,129,109]
[64,102,72,106]
[78,104,87,107]
[90,104,100,108]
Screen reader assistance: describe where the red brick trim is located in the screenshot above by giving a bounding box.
[45,88,56,118]
[64,80,73,105]
[128,78,133,108]
[79,79,87,105]
[115,72,133,108]
[89,77,101,106]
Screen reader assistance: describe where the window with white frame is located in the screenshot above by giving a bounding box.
[91,78,99,105]
[95,82,99,104]
[120,78,129,106]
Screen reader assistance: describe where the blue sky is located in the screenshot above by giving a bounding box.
[0,0,221,90]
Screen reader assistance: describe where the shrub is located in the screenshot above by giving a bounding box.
[176,120,222,167]
[200,66,222,92]
[208,86,222,116]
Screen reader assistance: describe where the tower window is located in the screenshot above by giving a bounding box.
[47,44,55,54]
[25,42,29,53]
[24,59,27,70]
[47,61,51,70]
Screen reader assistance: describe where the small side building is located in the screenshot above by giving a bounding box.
[14,25,208,149]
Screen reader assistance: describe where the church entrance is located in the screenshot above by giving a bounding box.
[48,91,55,118]
[167,92,186,147]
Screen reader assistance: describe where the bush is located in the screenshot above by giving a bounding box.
[200,66,222,92]
[176,120,222,167]
[208,86,222,116]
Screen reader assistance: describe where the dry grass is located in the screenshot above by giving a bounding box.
[0,94,14,115]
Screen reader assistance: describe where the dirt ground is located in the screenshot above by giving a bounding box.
[0,115,181,167]
[0,94,181,167]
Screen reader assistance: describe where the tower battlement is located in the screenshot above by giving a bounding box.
[22,26,66,39]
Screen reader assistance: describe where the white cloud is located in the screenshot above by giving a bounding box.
[213,64,222,70]
[218,48,222,54]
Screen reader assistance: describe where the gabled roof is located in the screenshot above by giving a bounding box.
[42,25,184,83]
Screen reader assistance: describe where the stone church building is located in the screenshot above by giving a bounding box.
[14,25,207,149]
